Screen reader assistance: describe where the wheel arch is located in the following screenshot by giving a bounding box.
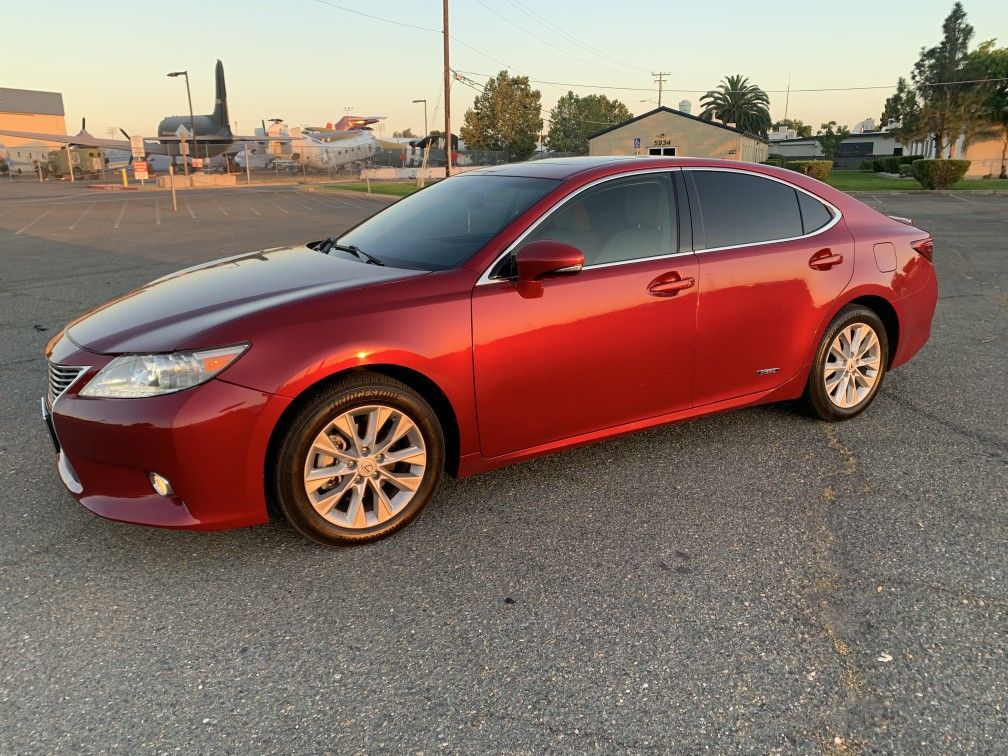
[847,294,900,368]
[805,288,901,372]
[263,363,462,508]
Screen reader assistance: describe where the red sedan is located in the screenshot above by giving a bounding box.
[43,157,938,545]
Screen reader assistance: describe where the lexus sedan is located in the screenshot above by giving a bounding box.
[42,157,937,545]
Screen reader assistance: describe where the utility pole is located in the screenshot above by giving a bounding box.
[783,74,791,121]
[443,0,452,177]
[652,72,669,107]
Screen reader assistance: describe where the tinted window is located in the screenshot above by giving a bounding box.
[797,191,833,234]
[338,174,559,270]
[692,171,803,248]
[510,175,675,271]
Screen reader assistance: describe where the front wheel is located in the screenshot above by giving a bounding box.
[273,373,444,546]
[803,305,889,421]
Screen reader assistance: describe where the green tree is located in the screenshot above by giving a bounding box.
[816,121,851,160]
[909,2,990,157]
[545,91,633,154]
[461,71,542,162]
[771,118,812,137]
[699,74,772,137]
[393,127,416,138]
[970,40,1008,177]
[880,77,917,131]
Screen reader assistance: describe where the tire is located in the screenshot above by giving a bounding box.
[273,373,444,546]
[803,304,889,421]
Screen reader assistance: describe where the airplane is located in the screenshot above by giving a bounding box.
[0,60,281,165]
[306,115,384,137]
[234,119,380,172]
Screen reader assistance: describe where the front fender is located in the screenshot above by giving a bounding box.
[215,269,481,459]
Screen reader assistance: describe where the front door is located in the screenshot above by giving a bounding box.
[472,172,698,458]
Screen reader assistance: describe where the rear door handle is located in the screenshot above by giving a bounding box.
[648,273,695,297]
[809,249,844,270]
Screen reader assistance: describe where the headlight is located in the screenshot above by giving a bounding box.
[80,344,248,398]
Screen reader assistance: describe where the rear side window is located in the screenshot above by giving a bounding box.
[797,191,834,234]
[691,171,803,248]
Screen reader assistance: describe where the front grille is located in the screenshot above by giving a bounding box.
[47,362,88,404]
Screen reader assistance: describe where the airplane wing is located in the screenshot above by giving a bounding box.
[302,129,370,142]
[0,128,290,154]
[0,128,129,150]
[230,134,292,142]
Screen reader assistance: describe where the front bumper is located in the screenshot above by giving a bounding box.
[43,335,291,531]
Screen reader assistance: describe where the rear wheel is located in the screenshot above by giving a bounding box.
[804,305,888,421]
[274,373,444,545]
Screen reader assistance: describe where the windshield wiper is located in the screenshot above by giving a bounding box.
[318,237,384,266]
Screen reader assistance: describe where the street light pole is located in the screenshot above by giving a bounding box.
[412,99,428,142]
[168,70,197,178]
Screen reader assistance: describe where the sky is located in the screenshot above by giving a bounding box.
[3,0,1005,140]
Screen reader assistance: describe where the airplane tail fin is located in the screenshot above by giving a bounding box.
[212,60,230,132]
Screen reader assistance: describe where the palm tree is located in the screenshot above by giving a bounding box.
[699,74,772,137]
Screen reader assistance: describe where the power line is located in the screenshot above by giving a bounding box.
[313,0,439,33]
[312,0,520,72]
[501,0,652,75]
[448,35,517,72]
[917,77,1008,87]
[473,0,640,75]
[456,70,1008,94]
[311,3,1008,97]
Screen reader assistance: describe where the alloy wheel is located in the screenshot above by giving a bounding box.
[302,404,427,529]
[823,323,882,409]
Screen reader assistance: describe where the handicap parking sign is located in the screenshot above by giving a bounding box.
[633,137,641,149]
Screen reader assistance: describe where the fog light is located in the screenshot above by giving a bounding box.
[149,472,174,497]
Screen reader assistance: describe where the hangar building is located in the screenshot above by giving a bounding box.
[0,87,67,165]
[588,106,768,163]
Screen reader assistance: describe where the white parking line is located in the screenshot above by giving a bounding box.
[286,195,316,211]
[211,196,229,216]
[263,196,289,214]
[14,205,55,235]
[317,193,356,209]
[68,201,95,230]
[245,203,262,216]
[184,198,196,219]
[155,199,161,225]
[113,201,127,229]
[951,193,982,206]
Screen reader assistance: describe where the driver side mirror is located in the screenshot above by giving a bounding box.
[515,240,584,283]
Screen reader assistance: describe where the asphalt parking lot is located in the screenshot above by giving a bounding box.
[1,181,1005,753]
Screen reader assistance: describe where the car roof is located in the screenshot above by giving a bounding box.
[463,156,886,228]
[465,156,775,180]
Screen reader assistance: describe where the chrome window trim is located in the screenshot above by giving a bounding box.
[476,167,683,285]
[687,167,843,253]
[476,165,843,285]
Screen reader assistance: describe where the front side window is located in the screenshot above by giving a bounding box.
[691,170,803,248]
[499,174,676,275]
[338,174,559,270]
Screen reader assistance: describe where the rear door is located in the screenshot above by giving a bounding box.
[686,169,854,406]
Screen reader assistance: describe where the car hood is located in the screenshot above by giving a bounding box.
[67,245,425,354]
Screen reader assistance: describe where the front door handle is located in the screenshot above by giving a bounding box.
[648,273,695,297]
[809,248,844,270]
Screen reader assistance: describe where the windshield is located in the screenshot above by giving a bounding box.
[337,174,560,270]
